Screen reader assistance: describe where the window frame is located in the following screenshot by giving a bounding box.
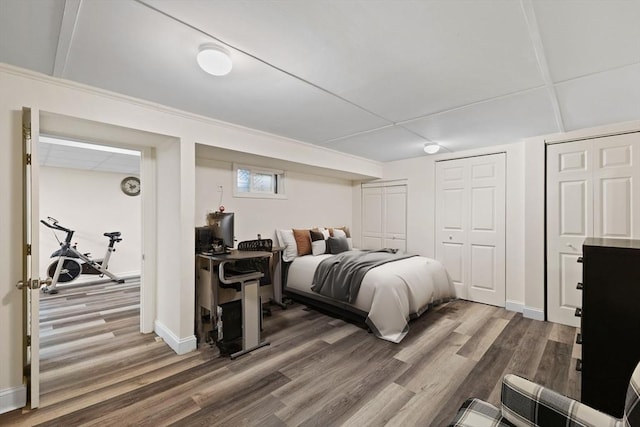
[233,163,286,199]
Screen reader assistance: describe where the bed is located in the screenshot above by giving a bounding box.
[282,248,455,343]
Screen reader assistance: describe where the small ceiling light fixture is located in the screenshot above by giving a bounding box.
[423,143,441,154]
[197,44,233,76]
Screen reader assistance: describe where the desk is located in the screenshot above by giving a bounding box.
[195,249,282,358]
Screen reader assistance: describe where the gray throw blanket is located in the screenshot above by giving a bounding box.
[311,249,417,303]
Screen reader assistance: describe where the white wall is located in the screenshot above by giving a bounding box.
[0,64,382,413]
[38,167,141,280]
[195,157,354,241]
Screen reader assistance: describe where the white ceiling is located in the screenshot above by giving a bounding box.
[38,137,141,175]
[1,0,639,163]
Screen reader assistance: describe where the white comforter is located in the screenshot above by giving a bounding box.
[286,253,454,343]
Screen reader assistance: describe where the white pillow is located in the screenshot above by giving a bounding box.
[347,237,353,250]
[332,228,347,239]
[311,240,327,256]
[276,229,298,262]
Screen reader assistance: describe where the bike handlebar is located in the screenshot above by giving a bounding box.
[40,217,72,233]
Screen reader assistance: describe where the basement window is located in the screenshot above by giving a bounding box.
[234,164,286,199]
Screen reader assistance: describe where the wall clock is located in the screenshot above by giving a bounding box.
[120,176,141,196]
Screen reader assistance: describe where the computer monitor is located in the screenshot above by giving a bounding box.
[207,211,235,250]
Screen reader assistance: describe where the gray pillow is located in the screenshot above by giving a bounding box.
[327,236,349,254]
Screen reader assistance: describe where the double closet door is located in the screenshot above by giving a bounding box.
[546,133,640,326]
[361,183,407,252]
[435,153,506,307]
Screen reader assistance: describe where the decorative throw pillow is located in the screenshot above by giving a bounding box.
[335,226,351,238]
[293,228,312,256]
[320,228,330,239]
[276,229,298,262]
[327,236,350,254]
[310,229,327,256]
[332,228,347,239]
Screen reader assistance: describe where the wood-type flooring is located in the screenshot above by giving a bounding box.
[2,279,580,426]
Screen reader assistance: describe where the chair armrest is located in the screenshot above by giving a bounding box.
[500,374,621,427]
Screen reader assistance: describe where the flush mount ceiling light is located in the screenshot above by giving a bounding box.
[197,44,232,76]
[423,143,441,154]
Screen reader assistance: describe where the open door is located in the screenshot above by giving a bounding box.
[17,107,43,408]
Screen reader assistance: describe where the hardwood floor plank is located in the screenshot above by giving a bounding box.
[431,314,532,425]
[297,354,408,426]
[456,316,510,361]
[341,382,414,427]
[549,322,577,345]
[393,316,461,364]
[278,344,405,426]
[173,373,289,427]
[533,339,573,393]
[386,336,476,426]
[395,332,470,393]
[449,301,498,336]
[484,318,554,403]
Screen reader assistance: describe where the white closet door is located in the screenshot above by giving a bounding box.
[547,141,592,327]
[435,154,506,306]
[362,187,383,250]
[361,184,407,251]
[467,155,506,305]
[547,133,640,326]
[383,185,407,251]
[593,135,640,239]
[435,160,469,299]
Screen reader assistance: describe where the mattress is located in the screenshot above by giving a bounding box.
[285,252,454,343]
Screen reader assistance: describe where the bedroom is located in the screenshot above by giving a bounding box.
[1,0,640,425]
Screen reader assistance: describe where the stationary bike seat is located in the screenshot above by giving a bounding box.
[104,232,121,238]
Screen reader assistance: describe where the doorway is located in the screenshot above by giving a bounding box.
[24,110,180,409]
[36,134,143,406]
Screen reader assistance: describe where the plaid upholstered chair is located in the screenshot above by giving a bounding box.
[449,360,640,427]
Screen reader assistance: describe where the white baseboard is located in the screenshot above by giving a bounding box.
[505,300,524,313]
[0,385,26,415]
[523,306,545,321]
[154,320,197,355]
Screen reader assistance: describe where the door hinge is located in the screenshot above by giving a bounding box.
[26,244,31,255]
[26,335,31,347]
[25,153,32,165]
[22,122,31,141]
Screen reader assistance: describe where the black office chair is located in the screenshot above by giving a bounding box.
[236,239,273,286]
[236,239,273,316]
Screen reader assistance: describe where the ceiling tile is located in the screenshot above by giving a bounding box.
[37,141,140,175]
[402,88,561,151]
[322,126,429,162]
[556,64,640,132]
[0,0,65,75]
[534,0,640,82]
[144,0,545,121]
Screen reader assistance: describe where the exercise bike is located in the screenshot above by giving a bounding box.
[40,217,125,294]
